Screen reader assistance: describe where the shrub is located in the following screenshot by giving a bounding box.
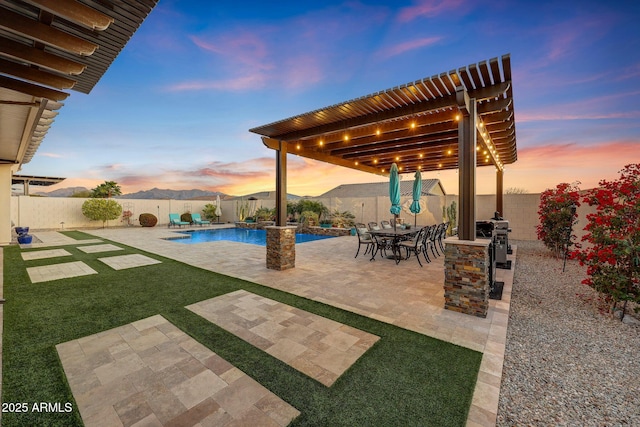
[202,203,218,221]
[254,207,275,222]
[180,212,192,223]
[139,213,157,227]
[81,198,122,228]
[572,164,640,318]
[536,182,581,257]
[330,210,356,228]
[300,210,319,227]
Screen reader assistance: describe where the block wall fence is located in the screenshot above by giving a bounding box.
[9,193,596,242]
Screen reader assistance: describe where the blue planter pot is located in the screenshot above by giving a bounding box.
[17,234,33,244]
[15,226,29,235]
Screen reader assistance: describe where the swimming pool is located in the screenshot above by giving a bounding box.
[169,228,336,245]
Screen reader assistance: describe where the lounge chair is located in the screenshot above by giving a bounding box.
[168,213,190,228]
[191,213,210,226]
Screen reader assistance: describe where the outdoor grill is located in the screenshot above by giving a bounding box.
[476,218,512,300]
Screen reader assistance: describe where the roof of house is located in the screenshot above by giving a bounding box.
[319,178,445,199]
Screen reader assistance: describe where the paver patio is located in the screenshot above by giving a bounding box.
[187,290,380,386]
[26,261,98,283]
[77,244,124,254]
[57,314,300,427]
[21,248,72,260]
[98,254,162,270]
[81,226,515,426]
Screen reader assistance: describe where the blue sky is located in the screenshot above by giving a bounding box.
[22,0,640,196]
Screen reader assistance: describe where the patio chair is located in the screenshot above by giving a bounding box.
[168,213,190,228]
[191,213,210,226]
[354,223,374,258]
[398,226,428,266]
[428,223,442,258]
[437,222,449,253]
[421,224,437,263]
[369,233,393,261]
[367,222,381,231]
[380,220,393,229]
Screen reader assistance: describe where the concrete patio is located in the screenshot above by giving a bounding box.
[22,226,515,426]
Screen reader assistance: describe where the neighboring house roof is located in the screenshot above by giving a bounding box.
[224,192,302,201]
[319,179,445,199]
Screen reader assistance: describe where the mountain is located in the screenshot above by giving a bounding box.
[34,186,89,197]
[118,188,226,200]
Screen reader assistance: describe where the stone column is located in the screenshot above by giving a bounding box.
[266,226,297,270]
[443,237,490,318]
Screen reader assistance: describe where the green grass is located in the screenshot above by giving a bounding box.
[2,231,481,426]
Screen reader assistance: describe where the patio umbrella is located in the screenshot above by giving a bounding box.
[389,163,401,229]
[410,170,422,227]
[215,194,222,223]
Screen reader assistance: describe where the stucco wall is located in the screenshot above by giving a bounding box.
[9,192,596,242]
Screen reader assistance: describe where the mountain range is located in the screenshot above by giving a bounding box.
[33,187,227,200]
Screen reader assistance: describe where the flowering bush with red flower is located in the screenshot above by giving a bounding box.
[536,182,581,257]
[572,164,640,315]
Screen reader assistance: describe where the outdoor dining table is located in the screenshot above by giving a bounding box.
[368,228,418,263]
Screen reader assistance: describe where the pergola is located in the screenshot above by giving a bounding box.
[0,0,158,244]
[251,54,517,241]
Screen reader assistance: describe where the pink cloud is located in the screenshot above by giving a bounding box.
[38,152,63,158]
[377,36,442,59]
[397,0,466,23]
[167,74,268,92]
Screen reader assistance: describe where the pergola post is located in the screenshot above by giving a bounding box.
[275,140,287,226]
[456,88,477,241]
[266,140,296,270]
[0,165,14,245]
[496,168,504,217]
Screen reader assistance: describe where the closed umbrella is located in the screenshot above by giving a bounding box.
[389,163,401,230]
[410,170,422,227]
[215,194,222,223]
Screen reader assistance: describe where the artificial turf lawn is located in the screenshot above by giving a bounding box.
[2,232,482,426]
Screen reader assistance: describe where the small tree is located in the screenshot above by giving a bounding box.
[442,201,457,236]
[202,203,218,221]
[91,181,121,198]
[572,164,640,318]
[536,182,581,257]
[82,199,122,228]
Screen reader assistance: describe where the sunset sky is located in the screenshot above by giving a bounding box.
[19,0,640,197]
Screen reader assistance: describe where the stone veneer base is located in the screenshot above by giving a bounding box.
[443,237,490,318]
[266,226,297,270]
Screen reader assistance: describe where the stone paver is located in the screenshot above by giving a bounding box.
[56,315,300,427]
[26,261,98,283]
[77,244,124,254]
[187,290,380,386]
[98,254,161,270]
[21,248,72,260]
[19,230,102,248]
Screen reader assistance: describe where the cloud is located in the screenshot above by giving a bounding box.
[396,0,466,23]
[376,36,442,59]
[38,152,63,158]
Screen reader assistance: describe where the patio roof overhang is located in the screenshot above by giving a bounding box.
[250,54,516,177]
[251,55,517,241]
[0,0,159,167]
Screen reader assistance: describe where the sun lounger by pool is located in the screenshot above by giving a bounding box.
[168,213,190,228]
[191,213,210,226]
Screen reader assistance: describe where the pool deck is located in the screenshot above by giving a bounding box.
[12,225,515,426]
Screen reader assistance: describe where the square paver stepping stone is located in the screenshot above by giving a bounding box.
[187,290,380,386]
[98,254,161,270]
[21,248,72,261]
[77,244,124,254]
[27,261,98,283]
[56,315,299,427]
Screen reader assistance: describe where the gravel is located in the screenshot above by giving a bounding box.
[497,240,640,427]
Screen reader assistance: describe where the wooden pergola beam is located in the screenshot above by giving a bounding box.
[22,0,114,31]
[0,36,86,75]
[0,74,68,101]
[0,7,98,56]
[0,57,76,89]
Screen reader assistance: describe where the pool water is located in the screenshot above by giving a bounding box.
[170,228,335,245]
